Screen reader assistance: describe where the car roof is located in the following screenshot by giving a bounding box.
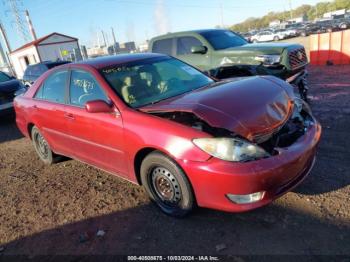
[27,61,70,67]
[73,53,168,69]
[150,28,231,41]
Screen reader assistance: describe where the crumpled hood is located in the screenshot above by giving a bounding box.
[216,43,304,66]
[0,79,22,94]
[141,76,294,141]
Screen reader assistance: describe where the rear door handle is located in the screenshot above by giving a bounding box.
[64,112,75,120]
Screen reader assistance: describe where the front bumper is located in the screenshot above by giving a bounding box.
[286,69,308,86]
[179,120,321,212]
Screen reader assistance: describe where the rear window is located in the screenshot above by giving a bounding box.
[35,70,68,103]
[152,39,173,55]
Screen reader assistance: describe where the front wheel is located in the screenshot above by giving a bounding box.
[273,36,280,41]
[31,126,61,165]
[140,151,195,217]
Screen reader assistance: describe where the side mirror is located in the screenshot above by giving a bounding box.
[85,100,114,113]
[191,45,207,54]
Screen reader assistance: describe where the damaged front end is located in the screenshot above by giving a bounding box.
[149,98,314,161]
[256,98,314,155]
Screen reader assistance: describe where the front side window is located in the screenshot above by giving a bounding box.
[200,30,247,50]
[69,70,108,107]
[152,39,173,55]
[100,57,214,108]
[35,70,67,103]
[177,37,202,55]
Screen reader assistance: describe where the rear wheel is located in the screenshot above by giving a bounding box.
[140,151,195,217]
[31,126,61,165]
[273,36,280,41]
[340,23,347,29]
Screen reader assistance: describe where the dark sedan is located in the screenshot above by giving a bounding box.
[22,61,70,86]
[0,71,26,116]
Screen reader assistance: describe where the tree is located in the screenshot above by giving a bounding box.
[229,0,350,33]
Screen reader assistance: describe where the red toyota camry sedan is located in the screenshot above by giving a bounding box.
[14,53,321,217]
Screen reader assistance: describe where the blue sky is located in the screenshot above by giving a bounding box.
[1,0,324,50]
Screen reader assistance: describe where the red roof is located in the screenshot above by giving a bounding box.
[11,32,78,54]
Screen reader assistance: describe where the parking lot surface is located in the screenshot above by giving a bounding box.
[0,65,349,256]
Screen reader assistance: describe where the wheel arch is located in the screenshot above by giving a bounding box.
[27,123,35,139]
[133,147,158,185]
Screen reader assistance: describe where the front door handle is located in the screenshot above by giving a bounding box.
[64,112,75,120]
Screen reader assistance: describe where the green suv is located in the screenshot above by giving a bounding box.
[149,29,309,100]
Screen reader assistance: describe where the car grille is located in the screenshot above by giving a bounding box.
[288,48,308,70]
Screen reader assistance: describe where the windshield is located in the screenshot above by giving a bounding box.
[100,57,214,108]
[200,30,247,50]
[0,72,11,83]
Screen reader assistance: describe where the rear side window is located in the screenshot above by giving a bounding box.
[152,39,173,55]
[69,70,108,107]
[34,70,67,103]
[177,37,202,55]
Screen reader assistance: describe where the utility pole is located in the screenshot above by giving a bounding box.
[101,30,107,47]
[111,27,117,54]
[25,10,37,40]
[289,0,293,20]
[220,3,224,28]
[0,21,15,76]
[0,22,12,53]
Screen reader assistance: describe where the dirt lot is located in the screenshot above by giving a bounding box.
[0,65,349,258]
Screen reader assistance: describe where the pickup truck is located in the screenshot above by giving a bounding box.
[149,29,309,101]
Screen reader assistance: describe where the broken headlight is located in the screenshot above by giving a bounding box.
[193,137,270,162]
[255,55,281,66]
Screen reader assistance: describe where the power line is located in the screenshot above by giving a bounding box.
[3,0,30,43]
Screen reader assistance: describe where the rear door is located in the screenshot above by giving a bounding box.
[64,68,127,176]
[31,69,71,154]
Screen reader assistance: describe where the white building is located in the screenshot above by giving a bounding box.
[323,9,346,18]
[287,15,307,24]
[269,20,281,28]
[9,32,79,78]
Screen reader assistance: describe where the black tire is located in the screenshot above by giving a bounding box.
[273,36,280,41]
[31,126,61,165]
[140,151,195,217]
[252,39,258,43]
[340,23,347,29]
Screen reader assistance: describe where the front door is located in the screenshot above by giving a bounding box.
[175,36,210,71]
[64,68,128,176]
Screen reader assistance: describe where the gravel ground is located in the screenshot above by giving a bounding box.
[0,65,349,257]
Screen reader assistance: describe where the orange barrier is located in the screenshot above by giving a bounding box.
[310,29,350,65]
